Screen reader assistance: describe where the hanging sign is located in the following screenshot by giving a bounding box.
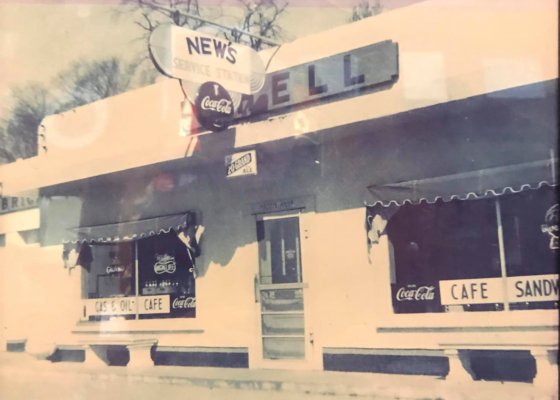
[226,150,257,178]
[149,24,266,95]
[195,81,234,132]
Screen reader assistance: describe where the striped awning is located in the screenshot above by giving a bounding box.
[64,213,191,244]
[368,158,558,207]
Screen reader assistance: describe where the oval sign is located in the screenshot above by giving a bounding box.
[149,24,266,95]
[195,82,234,132]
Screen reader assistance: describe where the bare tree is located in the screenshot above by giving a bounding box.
[0,83,55,161]
[0,58,138,164]
[223,0,288,51]
[116,0,287,56]
[351,0,383,22]
[115,0,214,62]
[0,126,16,164]
[54,57,138,112]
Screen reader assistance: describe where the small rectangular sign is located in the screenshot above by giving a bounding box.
[439,278,503,305]
[225,150,257,178]
[507,274,559,303]
[84,295,170,318]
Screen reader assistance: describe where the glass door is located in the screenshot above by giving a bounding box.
[255,212,315,369]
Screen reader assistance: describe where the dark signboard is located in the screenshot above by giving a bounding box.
[391,282,444,314]
[195,81,234,132]
[235,40,398,120]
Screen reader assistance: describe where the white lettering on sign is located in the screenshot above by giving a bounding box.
[439,278,503,305]
[396,286,435,301]
[83,295,170,318]
[154,254,177,274]
[225,150,257,178]
[172,297,196,309]
[507,274,559,302]
[106,266,125,274]
[201,96,232,114]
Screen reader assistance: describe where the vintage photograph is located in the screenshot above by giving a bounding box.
[0,0,558,399]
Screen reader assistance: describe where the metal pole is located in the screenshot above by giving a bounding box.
[495,198,509,312]
[148,4,282,47]
[135,241,140,320]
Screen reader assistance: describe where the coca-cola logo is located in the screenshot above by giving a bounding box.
[201,97,232,114]
[195,81,234,132]
[172,297,196,309]
[396,286,435,301]
[106,266,125,274]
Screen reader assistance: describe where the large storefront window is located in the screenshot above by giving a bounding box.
[501,186,558,310]
[74,214,198,321]
[86,242,135,299]
[384,186,558,314]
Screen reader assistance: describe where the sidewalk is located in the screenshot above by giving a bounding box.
[0,352,557,400]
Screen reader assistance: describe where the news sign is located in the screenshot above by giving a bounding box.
[149,24,265,95]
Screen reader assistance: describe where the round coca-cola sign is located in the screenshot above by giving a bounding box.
[195,81,234,132]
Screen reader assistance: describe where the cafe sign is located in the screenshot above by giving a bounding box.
[439,274,559,305]
[149,24,266,95]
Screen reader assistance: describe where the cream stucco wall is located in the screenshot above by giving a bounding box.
[0,0,557,195]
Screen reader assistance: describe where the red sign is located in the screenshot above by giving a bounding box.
[154,173,174,192]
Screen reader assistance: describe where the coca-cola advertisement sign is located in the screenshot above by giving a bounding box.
[195,81,234,132]
[391,283,444,314]
[172,296,196,309]
[395,285,435,301]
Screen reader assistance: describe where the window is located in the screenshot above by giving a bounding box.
[80,231,196,321]
[386,186,558,314]
[0,234,5,247]
[257,217,303,285]
[501,186,558,310]
[18,229,39,245]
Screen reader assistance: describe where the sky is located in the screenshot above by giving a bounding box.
[0,0,426,121]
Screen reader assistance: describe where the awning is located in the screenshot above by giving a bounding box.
[64,213,191,244]
[367,158,558,207]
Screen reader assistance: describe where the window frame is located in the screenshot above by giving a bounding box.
[386,188,558,315]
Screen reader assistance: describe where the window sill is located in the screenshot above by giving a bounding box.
[375,308,559,330]
[73,318,204,335]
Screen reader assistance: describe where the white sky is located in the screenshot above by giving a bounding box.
[0,0,424,121]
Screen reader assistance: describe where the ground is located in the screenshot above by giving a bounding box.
[1,370,333,400]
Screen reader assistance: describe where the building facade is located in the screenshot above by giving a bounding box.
[0,0,557,386]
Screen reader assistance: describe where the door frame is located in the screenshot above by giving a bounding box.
[252,209,321,370]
